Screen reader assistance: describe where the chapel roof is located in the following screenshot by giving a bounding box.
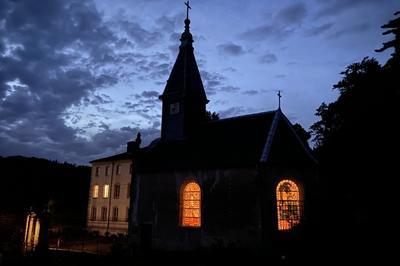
[136,110,281,171]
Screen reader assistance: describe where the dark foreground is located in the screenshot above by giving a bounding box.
[1,249,307,266]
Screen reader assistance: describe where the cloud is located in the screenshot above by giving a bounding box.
[259,53,278,64]
[217,106,258,118]
[242,90,259,96]
[217,43,246,56]
[305,23,334,36]
[240,2,308,42]
[0,0,164,164]
[276,2,308,25]
[239,24,294,42]
[219,86,241,93]
[200,70,226,95]
[314,0,379,18]
[327,22,371,39]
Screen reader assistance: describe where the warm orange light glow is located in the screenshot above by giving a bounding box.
[24,212,40,252]
[93,185,99,198]
[276,179,302,231]
[180,181,201,227]
[103,184,110,198]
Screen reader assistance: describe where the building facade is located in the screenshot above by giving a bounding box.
[87,153,133,235]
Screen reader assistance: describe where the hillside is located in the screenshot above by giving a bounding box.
[0,156,91,227]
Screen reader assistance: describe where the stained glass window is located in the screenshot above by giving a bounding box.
[276,179,302,231]
[180,181,201,227]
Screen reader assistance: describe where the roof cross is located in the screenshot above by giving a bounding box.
[185,1,191,20]
[277,90,282,109]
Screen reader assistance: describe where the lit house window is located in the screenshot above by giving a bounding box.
[276,179,302,231]
[112,207,118,221]
[103,184,110,198]
[117,165,121,175]
[101,207,107,221]
[90,207,97,221]
[114,184,120,199]
[180,181,201,228]
[93,185,99,198]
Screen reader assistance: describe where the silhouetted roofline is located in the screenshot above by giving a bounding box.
[206,110,277,124]
[90,152,132,163]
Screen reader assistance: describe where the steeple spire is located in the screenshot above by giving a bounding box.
[159,2,208,141]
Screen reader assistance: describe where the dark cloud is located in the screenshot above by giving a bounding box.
[117,20,163,48]
[276,2,307,25]
[314,0,379,18]
[240,2,307,42]
[217,43,246,56]
[259,53,278,64]
[239,24,294,42]
[219,86,241,93]
[327,22,371,39]
[242,90,259,96]
[218,106,257,119]
[0,0,154,164]
[139,90,160,99]
[90,94,114,105]
[200,70,226,95]
[305,23,334,36]
[156,13,184,32]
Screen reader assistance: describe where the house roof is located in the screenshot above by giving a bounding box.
[90,152,132,163]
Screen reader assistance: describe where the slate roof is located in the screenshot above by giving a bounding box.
[90,152,132,163]
[90,109,317,169]
[137,110,278,171]
[159,19,208,104]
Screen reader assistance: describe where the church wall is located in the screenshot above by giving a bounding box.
[136,168,262,250]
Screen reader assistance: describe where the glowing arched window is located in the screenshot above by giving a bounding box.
[276,180,302,231]
[180,181,201,227]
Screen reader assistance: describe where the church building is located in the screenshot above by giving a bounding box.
[126,8,318,253]
[86,4,317,254]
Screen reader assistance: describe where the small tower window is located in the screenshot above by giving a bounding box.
[170,102,180,115]
[276,179,302,231]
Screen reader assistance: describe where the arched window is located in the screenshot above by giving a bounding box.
[276,179,302,231]
[180,181,201,227]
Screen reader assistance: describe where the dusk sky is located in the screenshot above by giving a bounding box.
[0,0,398,165]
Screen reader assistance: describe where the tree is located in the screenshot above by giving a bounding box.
[309,14,400,262]
[205,110,219,121]
[292,123,311,146]
[375,11,400,63]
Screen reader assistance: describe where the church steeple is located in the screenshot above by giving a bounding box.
[159,2,208,141]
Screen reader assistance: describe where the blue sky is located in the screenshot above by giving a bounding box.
[0,0,398,164]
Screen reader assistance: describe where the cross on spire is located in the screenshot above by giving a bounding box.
[185,1,191,20]
[277,90,282,109]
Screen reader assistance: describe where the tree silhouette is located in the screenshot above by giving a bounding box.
[375,11,400,62]
[310,13,400,263]
[205,110,220,121]
[292,123,311,146]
